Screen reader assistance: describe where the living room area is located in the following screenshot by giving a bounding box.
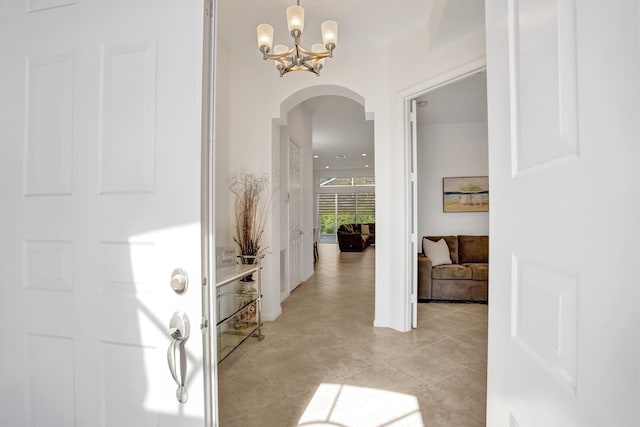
[414,70,489,305]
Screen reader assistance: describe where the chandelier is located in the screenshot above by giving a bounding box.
[256,1,338,77]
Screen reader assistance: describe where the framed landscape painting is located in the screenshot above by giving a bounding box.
[442,176,489,213]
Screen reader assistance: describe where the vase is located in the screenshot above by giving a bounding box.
[238,254,256,282]
[240,280,256,295]
[235,278,258,327]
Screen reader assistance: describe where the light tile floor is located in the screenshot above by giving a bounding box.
[218,244,487,427]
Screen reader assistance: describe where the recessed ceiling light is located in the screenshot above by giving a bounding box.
[325,166,330,169]
[313,155,319,159]
[336,154,346,159]
[361,153,367,157]
[364,164,369,168]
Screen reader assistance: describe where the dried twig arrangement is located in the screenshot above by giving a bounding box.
[229,170,272,259]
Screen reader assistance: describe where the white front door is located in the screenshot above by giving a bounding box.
[288,139,303,291]
[0,1,209,425]
[486,1,639,426]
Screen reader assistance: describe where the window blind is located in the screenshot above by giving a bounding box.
[337,193,357,224]
[317,192,376,235]
[356,193,375,223]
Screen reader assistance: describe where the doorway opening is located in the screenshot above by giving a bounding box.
[404,64,488,329]
[273,87,376,306]
[395,65,491,427]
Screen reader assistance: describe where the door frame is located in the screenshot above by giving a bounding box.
[201,0,216,424]
[399,58,487,330]
[287,138,303,294]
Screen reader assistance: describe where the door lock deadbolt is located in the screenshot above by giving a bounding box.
[170,268,188,295]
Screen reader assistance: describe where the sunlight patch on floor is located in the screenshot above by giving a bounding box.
[297,383,424,427]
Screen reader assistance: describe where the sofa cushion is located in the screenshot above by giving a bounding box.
[342,224,354,233]
[432,264,472,280]
[458,235,489,263]
[464,263,488,281]
[423,238,452,266]
[432,280,487,301]
[424,236,458,264]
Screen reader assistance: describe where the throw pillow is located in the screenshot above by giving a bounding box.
[423,238,452,266]
[361,224,370,235]
[343,224,354,233]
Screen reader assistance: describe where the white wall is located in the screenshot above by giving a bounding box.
[215,16,486,330]
[417,122,489,239]
[214,38,232,250]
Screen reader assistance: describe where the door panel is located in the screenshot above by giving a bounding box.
[486,1,639,426]
[0,0,207,425]
[288,140,302,290]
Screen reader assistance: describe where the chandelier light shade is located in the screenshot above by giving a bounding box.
[256,0,338,77]
[286,5,305,34]
[256,24,274,52]
[321,20,338,47]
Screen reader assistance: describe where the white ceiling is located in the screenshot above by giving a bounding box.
[217,0,436,51]
[301,96,374,171]
[303,71,487,171]
[431,0,486,48]
[216,0,487,171]
[416,70,487,125]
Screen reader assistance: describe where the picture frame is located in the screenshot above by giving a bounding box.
[442,176,489,213]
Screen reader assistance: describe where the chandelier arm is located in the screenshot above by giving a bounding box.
[277,59,319,77]
[302,52,332,62]
[300,61,319,75]
[264,46,295,61]
[265,54,292,62]
[283,62,296,75]
[297,46,331,58]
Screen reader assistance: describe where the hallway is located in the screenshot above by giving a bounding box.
[218,244,487,426]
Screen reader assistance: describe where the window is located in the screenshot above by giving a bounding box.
[318,194,338,235]
[353,176,375,186]
[337,193,357,224]
[317,193,376,241]
[355,193,375,224]
[319,176,375,187]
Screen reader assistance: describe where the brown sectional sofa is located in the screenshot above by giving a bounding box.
[337,223,375,252]
[418,235,488,302]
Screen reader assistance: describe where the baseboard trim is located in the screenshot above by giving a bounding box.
[419,299,488,304]
[262,307,282,321]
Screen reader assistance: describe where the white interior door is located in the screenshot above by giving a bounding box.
[409,99,418,328]
[0,1,209,425]
[485,1,639,426]
[288,139,302,291]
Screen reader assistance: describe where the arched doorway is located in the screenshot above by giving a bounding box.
[270,85,375,303]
